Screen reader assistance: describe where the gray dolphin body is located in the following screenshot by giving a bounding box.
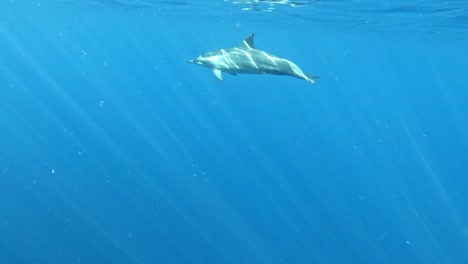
[187,33,317,83]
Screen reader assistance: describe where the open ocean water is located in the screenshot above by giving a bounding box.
[1,0,468,263]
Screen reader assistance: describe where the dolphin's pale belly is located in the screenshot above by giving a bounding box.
[222,60,290,75]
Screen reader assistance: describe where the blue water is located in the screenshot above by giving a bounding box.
[1,1,468,263]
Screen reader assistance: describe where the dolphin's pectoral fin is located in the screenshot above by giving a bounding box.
[213,69,223,80]
[226,72,237,76]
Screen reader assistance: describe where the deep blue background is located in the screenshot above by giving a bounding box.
[1,1,468,263]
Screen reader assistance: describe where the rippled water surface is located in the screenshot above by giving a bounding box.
[35,0,468,36]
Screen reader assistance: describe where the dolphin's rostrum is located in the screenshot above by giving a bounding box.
[187,33,317,83]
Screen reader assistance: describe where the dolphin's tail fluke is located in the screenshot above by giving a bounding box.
[304,74,319,84]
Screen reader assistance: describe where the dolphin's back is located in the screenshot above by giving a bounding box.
[212,48,288,74]
[217,48,307,80]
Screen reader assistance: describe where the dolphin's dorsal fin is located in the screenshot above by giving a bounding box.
[239,33,255,49]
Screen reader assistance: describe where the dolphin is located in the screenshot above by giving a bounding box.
[187,33,317,83]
